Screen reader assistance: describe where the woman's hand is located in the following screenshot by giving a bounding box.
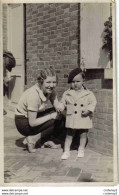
[50,112,58,119]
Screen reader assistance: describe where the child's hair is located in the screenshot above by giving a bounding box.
[68,68,85,83]
[3,51,16,72]
[37,68,58,84]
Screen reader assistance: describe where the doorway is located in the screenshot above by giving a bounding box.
[5,4,25,117]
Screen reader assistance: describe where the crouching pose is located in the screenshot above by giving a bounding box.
[15,68,65,153]
[56,68,97,160]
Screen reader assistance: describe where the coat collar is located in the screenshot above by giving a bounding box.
[34,83,47,102]
[66,87,90,101]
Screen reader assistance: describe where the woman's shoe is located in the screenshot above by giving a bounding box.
[23,138,27,145]
[23,138,36,153]
[27,143,36,153]
[43,141,61,149]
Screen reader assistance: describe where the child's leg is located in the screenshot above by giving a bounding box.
[79,132,87,149]
[77,130,88,158]
[64,135,73,152]
[61,128,75,160]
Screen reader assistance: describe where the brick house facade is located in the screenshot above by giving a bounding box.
[3,3,113,156]
[25,3,80,96]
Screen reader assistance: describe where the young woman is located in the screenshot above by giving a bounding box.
[15,68,65,153]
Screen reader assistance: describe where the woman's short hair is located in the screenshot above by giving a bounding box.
[37,68,58,84]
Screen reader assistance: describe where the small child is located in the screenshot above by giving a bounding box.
[57,68,97,160]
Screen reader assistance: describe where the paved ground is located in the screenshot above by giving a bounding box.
[4,116,113,183]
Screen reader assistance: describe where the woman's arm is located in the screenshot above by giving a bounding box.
[50,90,67,112]
[28,111,58,127]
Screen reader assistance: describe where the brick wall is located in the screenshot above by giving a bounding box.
[25,4,113,156]
[85,69,113,156]
[25,3,80,97]
[3,4,7,50]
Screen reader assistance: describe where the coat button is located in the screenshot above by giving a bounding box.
[75,111,77,114]
[81,104,83,107]
[74,103,77,106]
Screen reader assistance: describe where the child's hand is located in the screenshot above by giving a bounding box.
[55,103,65,113]
[81,109,91,116]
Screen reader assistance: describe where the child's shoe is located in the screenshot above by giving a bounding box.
[61,151,70,160]
[77,149,84,158]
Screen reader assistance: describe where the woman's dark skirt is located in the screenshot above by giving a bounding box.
[15,108,66,141]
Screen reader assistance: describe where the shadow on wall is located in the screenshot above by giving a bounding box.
[85,69,113,89]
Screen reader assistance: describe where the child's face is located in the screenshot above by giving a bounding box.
[71,73,84,91]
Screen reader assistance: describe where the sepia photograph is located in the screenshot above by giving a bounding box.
[2,1,118,185]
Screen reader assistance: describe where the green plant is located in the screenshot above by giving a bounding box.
[102,16,112,62]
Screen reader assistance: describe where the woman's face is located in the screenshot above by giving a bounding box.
[41,76,57,94]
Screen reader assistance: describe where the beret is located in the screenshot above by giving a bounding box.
[68,68,83,83]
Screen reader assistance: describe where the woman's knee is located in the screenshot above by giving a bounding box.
[15,115,31,136]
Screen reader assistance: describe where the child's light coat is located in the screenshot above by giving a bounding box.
[61,88,97,129]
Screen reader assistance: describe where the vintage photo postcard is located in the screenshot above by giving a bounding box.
[0,0,118,187]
